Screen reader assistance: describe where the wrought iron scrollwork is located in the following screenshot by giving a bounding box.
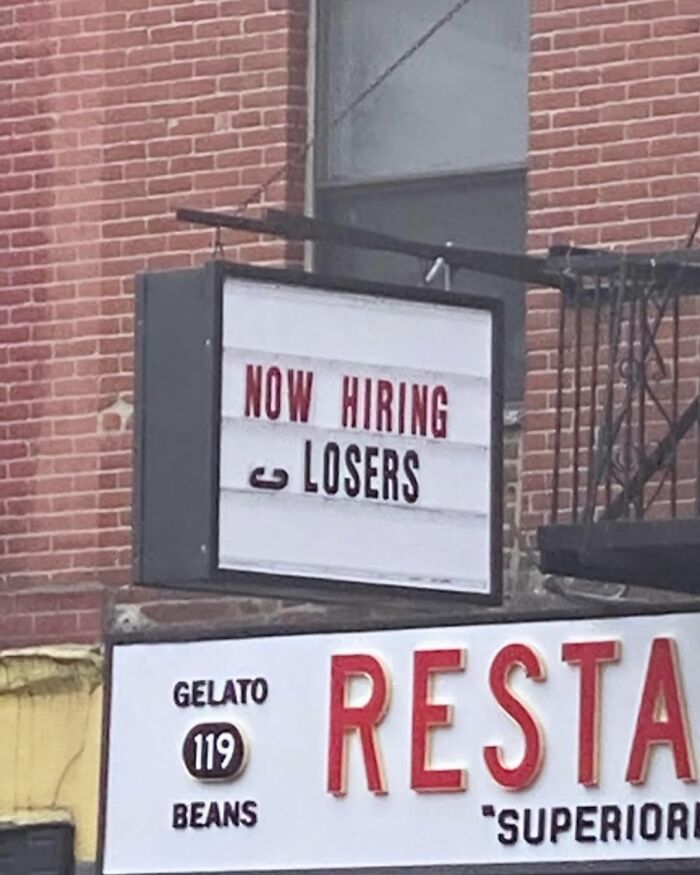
[551,255,700,525]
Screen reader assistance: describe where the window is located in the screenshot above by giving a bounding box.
[314,0,529,401]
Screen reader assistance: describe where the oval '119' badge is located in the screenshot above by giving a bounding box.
[182,722,248,781]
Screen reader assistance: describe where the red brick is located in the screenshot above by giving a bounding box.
[577,124,624,145]
[149,23,194,43]
[0,615,35,642]
[578,84,626,106]
[600,141,649,162]
[76,610,103,635]
[653,96,700,116]
[626,117,674,138]
[653,16,700,37]
[628,1,677,21]
[650,135,699,157]
[600,102,649,122]
[602,22,652,43]
[552,108,601,128]
[3,0,700,639]
[34,612,79,636]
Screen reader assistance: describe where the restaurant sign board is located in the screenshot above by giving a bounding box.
[101,610,700,874]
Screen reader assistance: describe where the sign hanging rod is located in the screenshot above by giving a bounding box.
[176,207,700,291]
[175,207,561,288]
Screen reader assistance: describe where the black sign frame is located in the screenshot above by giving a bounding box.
[133,260,504,607]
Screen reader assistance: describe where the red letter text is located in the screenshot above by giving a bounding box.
[287,369,313,423]
[327,654,391,796]
[483,643,546,791]
[411,649,466,792]
[562,639,620,786]
[244,365,262,417]
[626,637,696,785]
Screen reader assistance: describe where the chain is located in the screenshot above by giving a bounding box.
[212,224,225,259]
[685,210,700,248]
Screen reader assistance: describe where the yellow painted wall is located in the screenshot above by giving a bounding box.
[0,646,103,863]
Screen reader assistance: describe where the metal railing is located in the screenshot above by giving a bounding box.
[549,255,700,525]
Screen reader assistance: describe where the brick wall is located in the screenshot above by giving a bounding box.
[5,0,698,645]
[0,0,308,646]
[522,0,700,539]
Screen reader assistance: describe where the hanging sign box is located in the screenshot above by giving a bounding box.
[133,262,503,604]
[101,610,700,874]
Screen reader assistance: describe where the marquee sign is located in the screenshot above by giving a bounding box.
[134,262,503,604]
[101,611,700,874]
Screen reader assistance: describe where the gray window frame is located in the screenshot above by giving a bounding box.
[312,0,529,403]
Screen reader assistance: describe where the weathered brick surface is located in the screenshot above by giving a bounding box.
[5,0,699,644]
[0,0,308,645]
[522,0,700,539]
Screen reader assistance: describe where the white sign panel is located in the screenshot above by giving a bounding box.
[217,276,499,599]
[103,612,700,873]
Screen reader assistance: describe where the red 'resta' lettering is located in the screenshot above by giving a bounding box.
[327,654,390,796]
[626,637,696,785]
[411,649,466,793]
[287,369,313,423]
[562,639,620,787]
[483,643,546,791]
